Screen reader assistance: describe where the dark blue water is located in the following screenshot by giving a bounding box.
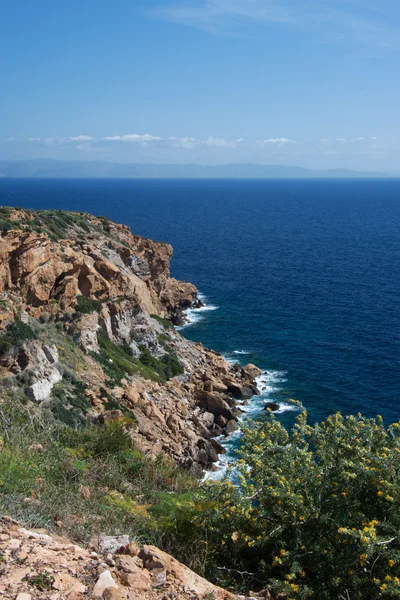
[1,178,399,425]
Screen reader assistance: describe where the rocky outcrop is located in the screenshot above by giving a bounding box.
[0,211,194,321]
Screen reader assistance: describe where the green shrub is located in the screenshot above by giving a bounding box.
[93,332,163,384]
[151,314,174,330]
[139,345,183,380]
[5,320,37,345]
[76,296,102,314]
[0,337,12,356]
[195,406,400,599]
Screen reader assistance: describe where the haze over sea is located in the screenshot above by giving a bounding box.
[1,178,399,431]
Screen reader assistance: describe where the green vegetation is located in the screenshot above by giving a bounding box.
[0,207,128,246]
[151,313,174,330]
[92,331,182,384]
[0,319,37,356]
[23,571,55,591]
[0,402,201,569]
[139,344,184,380]
[195,405,400,599]
[75,295,102,314]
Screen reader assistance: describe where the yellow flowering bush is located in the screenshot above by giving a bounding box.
[195,406,400,599]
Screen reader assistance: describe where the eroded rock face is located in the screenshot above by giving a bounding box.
[0,212,196,321]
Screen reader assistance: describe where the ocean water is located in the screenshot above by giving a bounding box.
[1,178,399,435]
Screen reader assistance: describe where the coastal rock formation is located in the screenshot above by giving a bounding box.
[0,208,261,473]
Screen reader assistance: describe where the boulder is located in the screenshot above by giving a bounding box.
[264,402,280,411]
[225,419,239,434]
[241,363,262,381]
[211,438,226,455]
[201,411,215,427]
[215,415,227,428]
[226,381,254,400]
[115,555,144,573]
[98,534,130,555]
[26,369,62,402]
[93,570,118,597]
[206,393,234,420]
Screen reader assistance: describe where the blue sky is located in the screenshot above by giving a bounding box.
[1,0,400,170]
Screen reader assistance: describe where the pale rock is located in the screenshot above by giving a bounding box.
[98,535,130,555]
[42,344,59,364]
[26,368,62,402]
[93,570,118,597]
[52,572,87,594]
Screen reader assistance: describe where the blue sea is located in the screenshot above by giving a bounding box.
[1,178,399,438]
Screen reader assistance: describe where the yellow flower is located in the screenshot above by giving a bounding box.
[280,549,286,557]
[299,515,305,521]
[290,584,299,593]
[389,560,395,567]
[377,491,383,496]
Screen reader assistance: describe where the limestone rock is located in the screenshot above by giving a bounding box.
[93,570,118,597]
[99,535,130,555]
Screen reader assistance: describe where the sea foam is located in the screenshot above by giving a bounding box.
[176,293,219,329]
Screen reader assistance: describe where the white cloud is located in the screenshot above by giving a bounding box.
[152,0,400,50]
[28,137,41,142]
[263,137,297,145]
[67,135,94,142]
[351,137,364,142]
[103,133,162,142]
[206,136,236,148]
[176,136,197,148]
[336,138,347,142]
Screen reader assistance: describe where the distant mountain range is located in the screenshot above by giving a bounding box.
[0,159,393,179]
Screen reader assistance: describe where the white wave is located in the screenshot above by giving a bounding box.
[274,402,299,414]
[233,350,251,355]
[176,293,219,330]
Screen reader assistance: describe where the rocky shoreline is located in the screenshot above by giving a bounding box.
[0,208,261,474]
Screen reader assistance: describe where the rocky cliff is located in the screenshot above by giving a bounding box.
[0,208,261,474]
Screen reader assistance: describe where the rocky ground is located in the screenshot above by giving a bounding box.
[0,517,276,600]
